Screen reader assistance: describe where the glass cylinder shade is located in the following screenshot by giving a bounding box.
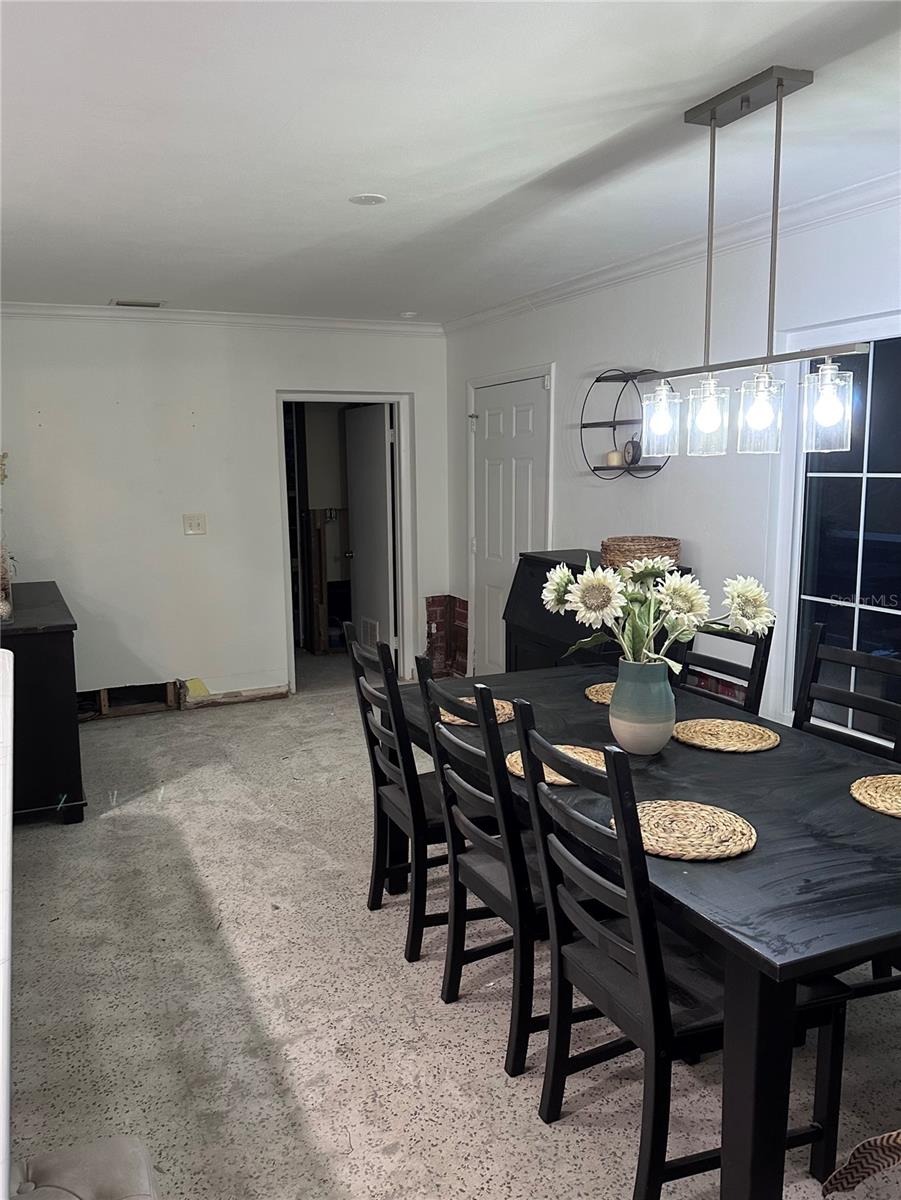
[687,375,729,456]
[737,371,784,454]
[640,383,681,457]
[802,359,853,453]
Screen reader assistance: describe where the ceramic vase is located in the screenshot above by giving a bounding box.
[608,658,675,755]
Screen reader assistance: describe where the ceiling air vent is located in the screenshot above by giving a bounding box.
[107,299,168,308]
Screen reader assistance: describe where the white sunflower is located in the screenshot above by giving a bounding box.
[541,563,575,614]
[622,555,676,584]
[565,564,627,629]
[663,612,698,643]
[656,571,710,628]
[723,576,775,636]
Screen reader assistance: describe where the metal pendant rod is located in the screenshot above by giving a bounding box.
[639,341,870,385]
[703,117,717,367]
[766,80,785,359]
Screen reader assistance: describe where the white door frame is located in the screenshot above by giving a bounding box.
[763,310,901,723]
[466,362,556,674]
[276,390,416,691]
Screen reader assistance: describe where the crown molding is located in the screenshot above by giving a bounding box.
[0,302,445,339]
[444,172,901,335]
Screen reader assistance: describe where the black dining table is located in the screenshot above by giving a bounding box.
[400,663,901,1200]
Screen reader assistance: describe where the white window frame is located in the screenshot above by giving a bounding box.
[763,311,901,725]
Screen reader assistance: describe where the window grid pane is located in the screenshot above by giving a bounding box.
[795,337,901,728]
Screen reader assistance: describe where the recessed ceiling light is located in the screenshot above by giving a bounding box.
[400,311,418,319]
[348,193,387,206]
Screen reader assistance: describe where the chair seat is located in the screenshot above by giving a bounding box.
[379,771,446,841]
[458,831,546,922]
[562,919,849,1039]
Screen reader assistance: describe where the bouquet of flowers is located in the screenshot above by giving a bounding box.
[541,555,774,670]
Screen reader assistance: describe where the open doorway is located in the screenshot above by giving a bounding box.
[282,397,400,692]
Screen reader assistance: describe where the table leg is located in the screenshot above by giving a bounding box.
[720,958,797,1200]
[386,822,409,895]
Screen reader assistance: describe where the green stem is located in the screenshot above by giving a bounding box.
[658,630,682,657]
[610,617,631,660]
[641,590,661,658]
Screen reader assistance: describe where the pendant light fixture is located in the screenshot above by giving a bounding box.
[641,380,681,457]
[802,356,853,452]
[619,68,866,456]
[688,373,730,455]
[738,371,785,453]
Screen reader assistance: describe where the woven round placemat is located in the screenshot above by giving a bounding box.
[505,745,606,786]
[585,682,615,706]
[672,718,780,753]
[850,775,901,818]
[440,697,514,726]
[613,800,757,860]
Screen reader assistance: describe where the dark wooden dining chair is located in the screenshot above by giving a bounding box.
[793,622,901,762]
[415,659,593,1076]
[794,622,901,988]
[513,701,849,1198]
[345,628,449,962]
[671,623,774,714]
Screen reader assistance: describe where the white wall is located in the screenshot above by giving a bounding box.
[0,308,447,694]
[304,403,347,510]
[446,203,901,611]
[303,402,350,584]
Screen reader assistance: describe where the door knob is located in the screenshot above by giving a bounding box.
[344,551,354,559]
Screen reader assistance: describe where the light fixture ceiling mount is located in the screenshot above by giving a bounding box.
[683,65,812,127]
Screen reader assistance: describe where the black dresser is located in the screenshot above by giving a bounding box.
[503,549,621,672]
[2,581,85,822]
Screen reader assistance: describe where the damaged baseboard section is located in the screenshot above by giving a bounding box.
[78,681,178,721]
[78,677,289,720]
[176,679,290,709]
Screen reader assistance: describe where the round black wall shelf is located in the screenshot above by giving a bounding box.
[579,368,669,480]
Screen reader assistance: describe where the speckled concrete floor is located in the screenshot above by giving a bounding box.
[11,678,901,1200]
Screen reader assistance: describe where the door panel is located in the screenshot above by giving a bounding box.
[512,457,534,557]
[346,405,394,652]
[473,374,549,674]
[485,460,504,560]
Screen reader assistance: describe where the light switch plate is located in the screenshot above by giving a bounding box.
[183,512,207,536]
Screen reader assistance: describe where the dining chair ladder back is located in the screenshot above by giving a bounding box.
[345,630,449,961]
[416,658,571,1076]
[672,623,774,715]
[793,622,901,762]
[794,623,901,990]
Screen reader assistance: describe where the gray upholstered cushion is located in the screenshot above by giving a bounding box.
[10,1136,160,1199]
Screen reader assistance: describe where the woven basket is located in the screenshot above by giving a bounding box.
[601,535,681,569]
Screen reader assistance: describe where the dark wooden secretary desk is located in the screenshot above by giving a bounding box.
[2,581,85,822]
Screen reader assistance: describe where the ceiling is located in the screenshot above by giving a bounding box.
[2,1,899,325]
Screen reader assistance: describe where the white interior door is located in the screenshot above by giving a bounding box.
[346,404,395,654]
[473,374,549,674]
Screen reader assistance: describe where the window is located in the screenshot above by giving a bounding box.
[795,337,901,741]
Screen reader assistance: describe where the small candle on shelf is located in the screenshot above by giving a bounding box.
[606,449,624,467]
